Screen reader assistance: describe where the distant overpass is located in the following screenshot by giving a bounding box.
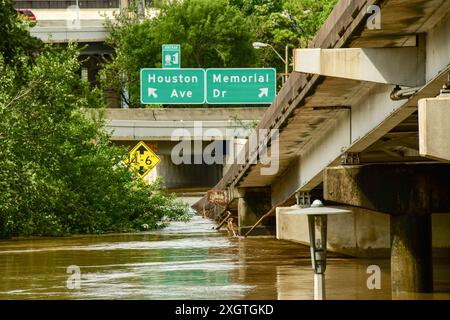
[22,1,154,101]
[25,5,117,43]
[24,2,156,43]
[30,17,108,43]
[101,107,266,197]
[104,108,264,141]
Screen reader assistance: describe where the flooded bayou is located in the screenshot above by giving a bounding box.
[0,216,449,300]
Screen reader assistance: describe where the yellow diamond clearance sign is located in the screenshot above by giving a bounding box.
[124,141,160,179]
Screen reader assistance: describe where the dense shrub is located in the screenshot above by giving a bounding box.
[0,1,190,238]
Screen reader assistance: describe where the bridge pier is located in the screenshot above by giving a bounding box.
[391,212,433,293]
[236,188,273,236]
[324,163,450,293]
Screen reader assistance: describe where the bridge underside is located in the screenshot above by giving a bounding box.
[114,140,223,192]
[103,108,267,200]
[194,0,450,294]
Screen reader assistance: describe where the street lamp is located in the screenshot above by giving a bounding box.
[286,199,351,300]
[252,42,289,83]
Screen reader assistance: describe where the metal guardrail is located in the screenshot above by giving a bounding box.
[14,0,119,9]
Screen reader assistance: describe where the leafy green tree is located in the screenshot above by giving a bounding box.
[0,45,190,237]
[101,0,337,107]
[243,0,338,73]
[102,0,255,107]
[283,0,338,46]
[229,0,282,17]
[0,0,42,66]
[0,2,190,238]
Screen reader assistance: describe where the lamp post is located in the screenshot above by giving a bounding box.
[252,42,289,84]
[296,199,351,300]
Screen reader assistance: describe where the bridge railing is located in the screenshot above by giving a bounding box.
[14,0,120,9]
[193,0,370,213]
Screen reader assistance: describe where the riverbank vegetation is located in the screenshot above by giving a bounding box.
[0,1,190,239]
[101,0,337,107]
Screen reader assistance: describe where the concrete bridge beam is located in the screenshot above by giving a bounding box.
[324,163,450,293]
[323,163,450,215]
[419,92,450,162]
[293,46,425,87]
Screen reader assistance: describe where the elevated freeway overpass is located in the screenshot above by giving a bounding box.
[24,5,117,43]
[23,1,155,43]
[102,107,266,202]
[193,0,450,294]
[18,1,122,92]
[104,108,261,142]
[30,16,109,43]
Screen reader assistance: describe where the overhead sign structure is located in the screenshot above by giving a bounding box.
[140,68,205,104]
[140,68,277,105]
[162,44,180,69]
[124,141,160,179]
[206,68,276,104]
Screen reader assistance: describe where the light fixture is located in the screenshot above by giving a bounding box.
[252,41,289,83]
[252,42,286,63]
[252,42,269,49]
[285,199,351,300]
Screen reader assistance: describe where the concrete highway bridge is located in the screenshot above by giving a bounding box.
[18,0,450,294]
[20,1,119,42]
[102,108,266,205]
[193,0,450,293]
[22,1,268,203]
[19,1,127,94]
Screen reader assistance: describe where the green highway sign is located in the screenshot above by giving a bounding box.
[140,68,277,105]
[140,68,205,104]
[206,68,276,104]
[162,44,180,69]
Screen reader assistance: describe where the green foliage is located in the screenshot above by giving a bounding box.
[229,0,282,16]
[0,3,190,238]
[102,0,255,107]
[282,0,338,46]
[101,0,337,108]
[244,0,338,72]
[0,0,42,66]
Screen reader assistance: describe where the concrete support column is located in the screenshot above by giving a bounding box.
[391,213,433,293]
[120,0,129,10]
[236,187,272,236]
[324,163,450,293]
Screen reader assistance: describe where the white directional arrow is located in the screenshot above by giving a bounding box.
[258,87,269,98]
[148,88,158,98]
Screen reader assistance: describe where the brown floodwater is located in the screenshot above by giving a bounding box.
[0,215,449,300]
